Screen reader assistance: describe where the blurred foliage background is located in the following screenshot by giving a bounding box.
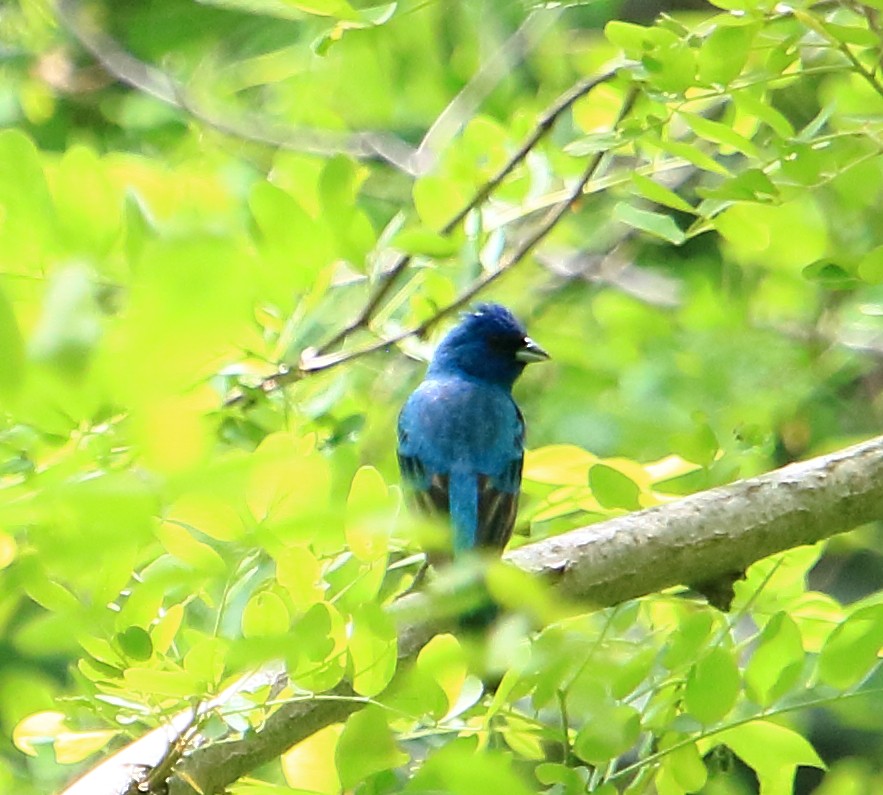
[2,0,883,793]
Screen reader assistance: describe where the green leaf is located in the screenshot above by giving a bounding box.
[348,603,397,697]
[115,627,153,662]
[0,129,57,274]
[697,22,755,85]
[246,432,332,532]
[249,181,333,296]
[151,604,184,655]
[275,546,326,610]
[655,138,731,177]
[282,724,342,794]
[405,739,536,795]
[662,611,715,670]
[346,465,394,562]
[680,112,761,159]
[336,706,408,788]
[413,175,470,230]
[857,245,883,283]
[604,21,659,56]
[589,462,643,510]
[822,21,879,47]
[780,143,824,186]
[733,91,795,139]
[630,172,695,214]
[697,168,779,203]
[612,646,656,699]
[156,522,227,575]
[613,202,685,245]
[818,604,883,689]
[415,634,467,711]
[709,720,824,793]
[685,646,740,724]
[523,444,597,485]
[183,638,228,684]
[0,284,25,396]
[745,612,805,706]
[242,590,290,638]
[643,43,696,95]
[574,703,641,763]
[285,0,359,19]
[535,763,590,795]
[123,668,200,698]
[802,259,860,290]
[659,736,707,792]
[290,602,347,691]
[392,227,459,257]
[53,145,120,256]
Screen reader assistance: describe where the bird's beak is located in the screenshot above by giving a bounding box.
[516,337,550,363]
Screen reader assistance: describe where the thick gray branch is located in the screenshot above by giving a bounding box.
[60,434,883,795]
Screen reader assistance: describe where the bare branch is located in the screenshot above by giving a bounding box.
[61,433,883,795]
[226,72,628,406]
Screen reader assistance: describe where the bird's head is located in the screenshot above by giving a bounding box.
[428,303,550,388]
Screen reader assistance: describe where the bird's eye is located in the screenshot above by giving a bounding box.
[488,333,522,354]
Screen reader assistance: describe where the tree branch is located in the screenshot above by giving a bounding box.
[225,73,629,408]
[306,68,621,363]
[61,434,883,795]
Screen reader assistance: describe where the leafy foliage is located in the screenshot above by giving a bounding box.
[2,0,883,793]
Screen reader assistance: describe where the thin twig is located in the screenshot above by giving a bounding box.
[293,85,638,377]
[297,68,621,364]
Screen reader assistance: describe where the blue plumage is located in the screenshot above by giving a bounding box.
[397,303,549,556]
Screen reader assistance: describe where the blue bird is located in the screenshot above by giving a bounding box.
[397,303,549,559]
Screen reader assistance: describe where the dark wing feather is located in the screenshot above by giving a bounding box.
[397,450,449,515]
[474,406,525,550]
[474,460,521,550]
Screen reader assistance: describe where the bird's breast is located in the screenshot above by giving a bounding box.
[400,377,520,472]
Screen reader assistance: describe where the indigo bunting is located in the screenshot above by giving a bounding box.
[397,303,549,558]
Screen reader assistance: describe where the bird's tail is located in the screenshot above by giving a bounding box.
[447,470,497,628]
[448,468,478,556]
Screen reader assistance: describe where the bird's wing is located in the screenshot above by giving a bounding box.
[474,406,523,550]
[397,445,449,516]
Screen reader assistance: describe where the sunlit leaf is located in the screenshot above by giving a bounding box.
[416,633,467,714]
[115,626,153,662]
[680,112,761,159]
[573,702,641,763]
[393,227,459,257]
[630,172,695,214]
[614,202,686,244]
[282,724,343,793]
[123,668,200,698]
[346,466,394,562]
[13,711,116,763]
[705,720,824,793]
[589,462,642,510]
[818,604,883,689]
[697,22,755,85]
[348,603,397,697]
[745,612,805,706]
[685,647,740,724]
[405,739,535,795]
[336,706,408,788]
[524,445,597,485]
[242,590,291,638]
